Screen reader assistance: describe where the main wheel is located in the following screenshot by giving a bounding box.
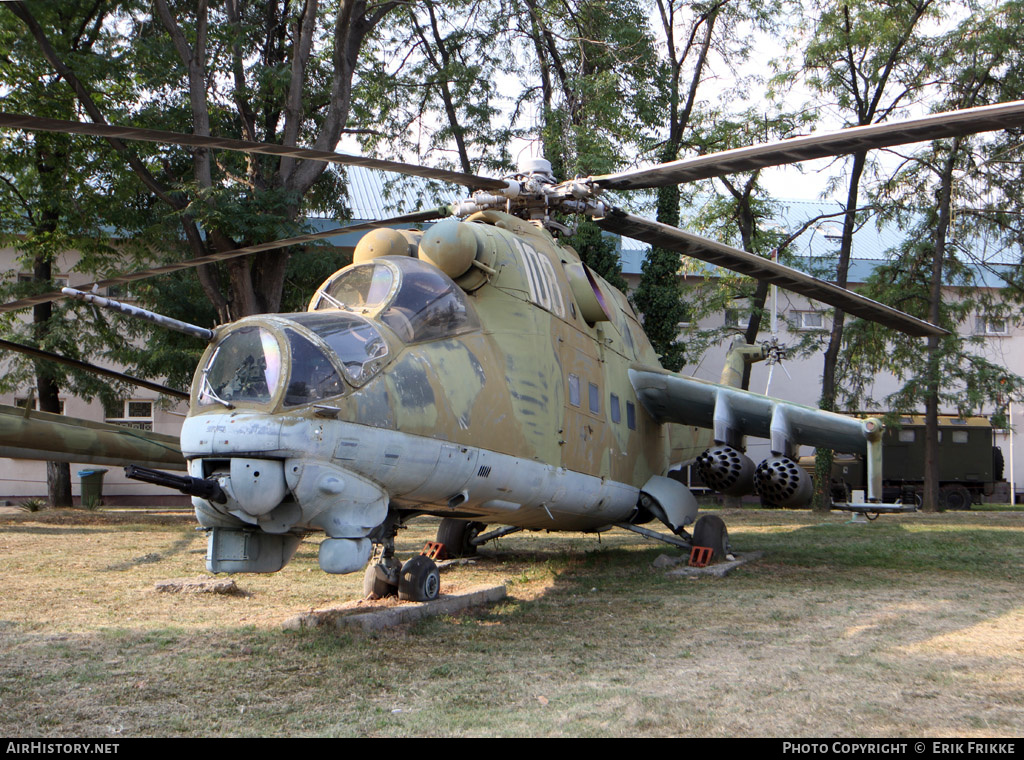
[363,556,401,598]
[398,555,441,602]
[436,518,487,558]
[691,515,731,561]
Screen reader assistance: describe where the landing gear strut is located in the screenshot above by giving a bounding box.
[363,514,402,598]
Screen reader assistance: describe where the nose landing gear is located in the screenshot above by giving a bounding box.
[363,515,442,602]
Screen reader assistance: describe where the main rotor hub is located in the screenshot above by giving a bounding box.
[517,156,553,177]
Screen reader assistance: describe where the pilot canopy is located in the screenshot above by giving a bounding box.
[194,257,481,411]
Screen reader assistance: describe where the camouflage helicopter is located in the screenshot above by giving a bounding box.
[1,101,1023,602]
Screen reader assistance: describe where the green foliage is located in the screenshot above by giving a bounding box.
[643,106,812,373]
[511,0,660,179]
[838,229,1019,416]
[18,498,46,513]
[633,0,787,373]
[355,1,515,176]
[561,220,627,293]
[836,2,1024,423]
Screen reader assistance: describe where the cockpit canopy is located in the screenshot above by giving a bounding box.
[194,258,481,412]
[196,312,390,410]
[312,256,480,344]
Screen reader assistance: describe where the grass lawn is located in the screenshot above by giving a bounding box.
[1,507,1022,737]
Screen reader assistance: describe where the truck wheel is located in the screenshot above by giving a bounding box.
[941,485,973,511]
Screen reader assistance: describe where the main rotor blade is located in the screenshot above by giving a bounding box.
[595,210,946,338]
[593,100,1024,190]
[0,112,508,191]
[0,207,452,314]
[0,338,189,399]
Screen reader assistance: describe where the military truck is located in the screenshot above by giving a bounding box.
[808,415,1006,509]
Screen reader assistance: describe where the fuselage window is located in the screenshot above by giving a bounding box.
[588,382,600,414]
[610,393,621,423]
[568,373,580,407]
[626,401,636,430]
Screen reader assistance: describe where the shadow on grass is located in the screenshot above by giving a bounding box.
[728,519,1024,580]
[102,534,199,571]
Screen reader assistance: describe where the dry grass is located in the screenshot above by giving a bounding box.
[1,507,1023,737]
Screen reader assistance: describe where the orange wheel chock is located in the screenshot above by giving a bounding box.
[422,541,448,560]
[689,545,713,568]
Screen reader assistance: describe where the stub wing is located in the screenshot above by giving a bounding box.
[630,367,879,455]
[630,367,883,506]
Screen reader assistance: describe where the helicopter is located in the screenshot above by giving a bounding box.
[2,100,1024,602]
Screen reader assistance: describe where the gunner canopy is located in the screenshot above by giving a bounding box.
[314,256,479,344]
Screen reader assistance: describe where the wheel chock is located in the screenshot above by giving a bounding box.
[689,545,713,567]
[422,541,449,560]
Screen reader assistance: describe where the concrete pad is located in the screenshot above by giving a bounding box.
[661,551,764,579]
[282,584,507,632]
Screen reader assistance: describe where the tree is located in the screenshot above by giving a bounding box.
[633,0,780,371]
[356,0,514,178]
[790,0,940,510]
[6,0,402,325]
[839,1,1024,511]
[509,0,657,287]
[681,107,820,389]
[0,0,132,505]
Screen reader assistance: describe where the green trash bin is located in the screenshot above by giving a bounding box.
[78,469,108,509]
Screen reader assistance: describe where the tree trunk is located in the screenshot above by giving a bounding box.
[921,142,959,511]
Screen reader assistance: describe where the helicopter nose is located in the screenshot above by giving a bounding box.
[227,458,287,515]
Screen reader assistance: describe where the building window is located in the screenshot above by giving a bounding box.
[795,311,825,330]
[105,400,154,431]
[15,397,64,414]
[106,283,136,301]
[980,315,1008,336]
[18,273,68,288]
[724,308,742,328]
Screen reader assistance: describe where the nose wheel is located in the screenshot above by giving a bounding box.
[398,555,441,602]
[363,555,401,598]
[363,515,442,602]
